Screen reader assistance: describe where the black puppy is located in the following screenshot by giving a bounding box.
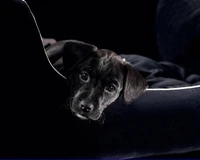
[46,40,148,120]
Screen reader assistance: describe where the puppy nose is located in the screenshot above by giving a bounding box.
[80,102,94,113]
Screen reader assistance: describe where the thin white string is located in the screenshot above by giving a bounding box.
[147,85,200,91]
[23,0,66,80]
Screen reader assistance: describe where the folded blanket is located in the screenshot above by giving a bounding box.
[120,54,200,88]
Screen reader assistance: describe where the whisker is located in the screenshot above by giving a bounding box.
[65,97,74,103]
[98,112,105,125]
[60,96,74,110]
[60,103,67,110]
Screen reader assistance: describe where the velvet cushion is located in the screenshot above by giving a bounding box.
[1,0,200,159]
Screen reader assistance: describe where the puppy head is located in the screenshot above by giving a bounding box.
[63,41,148,120]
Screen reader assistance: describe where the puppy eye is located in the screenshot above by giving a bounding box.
[80,71,89,82]
[105,84,116,93]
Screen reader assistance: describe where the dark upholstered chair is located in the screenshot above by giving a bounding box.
[1,0,200,158]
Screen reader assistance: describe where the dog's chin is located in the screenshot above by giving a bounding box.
[75,113,88,120]
[74,112,101,121]
[75,113,101,121]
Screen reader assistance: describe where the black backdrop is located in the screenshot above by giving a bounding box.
[26,0,160,61]
[3,0,200,158]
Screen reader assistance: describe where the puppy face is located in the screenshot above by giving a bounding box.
[49,40,148,121]
[68,50,125,120]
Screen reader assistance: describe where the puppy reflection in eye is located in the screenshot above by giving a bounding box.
[47,40,148,121]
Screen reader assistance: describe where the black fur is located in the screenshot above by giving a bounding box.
[46,40,148,120]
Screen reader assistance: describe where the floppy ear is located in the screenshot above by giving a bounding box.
[46,40,97,75]
[63,40,97,74]
[123,63,148,104]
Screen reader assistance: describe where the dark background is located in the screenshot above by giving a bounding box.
[19,0,200,158]
[26,0,160,61]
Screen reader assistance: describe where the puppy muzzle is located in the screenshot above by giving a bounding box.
[71,100,102,120]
